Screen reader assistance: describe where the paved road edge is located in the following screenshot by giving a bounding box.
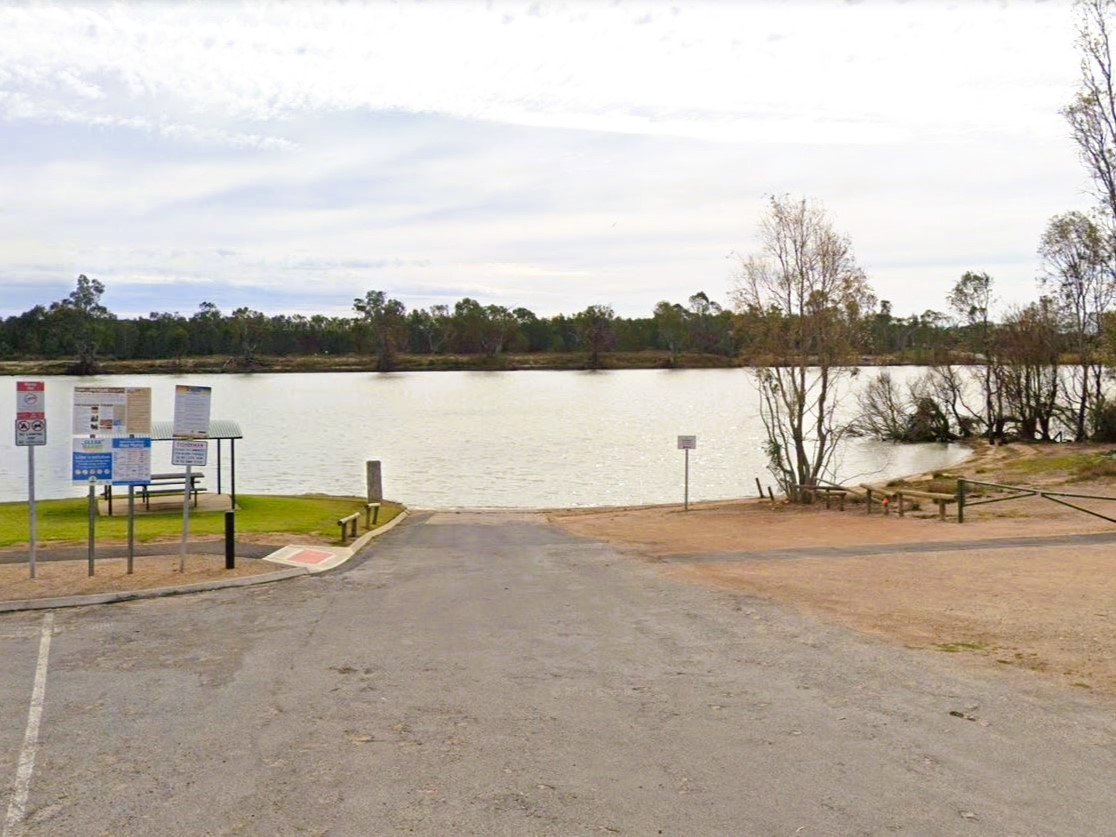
[0,567,310,614]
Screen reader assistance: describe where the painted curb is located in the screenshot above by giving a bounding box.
[0,567,309,614]
[262,508,410,573]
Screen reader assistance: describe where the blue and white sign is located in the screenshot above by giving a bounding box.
[72,438,113,484]
[112,438,152,486]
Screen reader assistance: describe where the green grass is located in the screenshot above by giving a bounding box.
[1004,451,1116,481]
[0,495,402,548]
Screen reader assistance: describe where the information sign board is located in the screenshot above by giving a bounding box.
[72,387,152,436]
[72,438,113,484]
[112,438,152,486]
[173,386,212,439]
[677,435,697,450]
[171,439,208,467]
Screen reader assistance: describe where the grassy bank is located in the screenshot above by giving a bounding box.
[0,494,402,548]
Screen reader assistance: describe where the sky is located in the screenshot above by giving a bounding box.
[0,0,1095,321]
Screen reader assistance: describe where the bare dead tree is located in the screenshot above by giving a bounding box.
[732,195,875,499]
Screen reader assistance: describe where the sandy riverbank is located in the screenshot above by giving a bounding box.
[551,442,1116,697]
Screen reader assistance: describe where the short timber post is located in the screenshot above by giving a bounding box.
[957,479,966,524]
[866,487,873,515]
[755,477,763,499]
[897,493,905,517]
[366,460,383,503]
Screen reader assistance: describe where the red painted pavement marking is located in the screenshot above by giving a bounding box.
[288,549,333,565]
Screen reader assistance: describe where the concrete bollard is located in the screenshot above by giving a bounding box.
[366,460,383,503]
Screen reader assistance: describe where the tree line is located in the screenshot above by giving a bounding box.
[2,276,979,374]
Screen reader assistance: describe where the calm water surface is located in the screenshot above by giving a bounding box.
[0,369,970,507]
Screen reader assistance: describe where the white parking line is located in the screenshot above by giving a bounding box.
[2,613,55,837]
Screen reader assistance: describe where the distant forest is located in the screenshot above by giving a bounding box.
[2,275,964,373]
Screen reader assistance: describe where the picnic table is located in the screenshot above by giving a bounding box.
[102,471,206,515]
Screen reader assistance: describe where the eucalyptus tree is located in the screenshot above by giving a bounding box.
[575,304,617,370]
[49,274,113,374]
[733,195,875,499]
[1039,210,1114,439]
[353,290,408,372]
[948,271,1002,440]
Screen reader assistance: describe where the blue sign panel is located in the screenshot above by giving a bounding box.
[72,438,113,484]
[112,438,152,486]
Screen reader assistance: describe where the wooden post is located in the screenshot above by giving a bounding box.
[755,477,763,499]
[937,499,946,521]
[897,493,905,517]
[957,479,966,524]
[767,486,775,504]
[866,488,873,514]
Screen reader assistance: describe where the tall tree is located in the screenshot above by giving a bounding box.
[1039,211,1114,439]
[575,304,617,370]
[51,274,112,374]
[353,290,407,371]
[1065,0,1116,230]
[652,301,688,367]
[948,271,1001,440]
[732,195,875,498]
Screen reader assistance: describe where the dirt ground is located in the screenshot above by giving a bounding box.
[0,554,278,601]
[550,442,1116,697]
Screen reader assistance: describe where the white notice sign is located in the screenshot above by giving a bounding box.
[173,386,212,439]
[112,438,152,486]
[172,439,208,467]
[677,435,697,450]
[72,386,152,435]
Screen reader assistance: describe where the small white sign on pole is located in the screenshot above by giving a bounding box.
[677,435,697,450]
[172,440,209,467]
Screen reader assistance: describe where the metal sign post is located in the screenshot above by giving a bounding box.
[677,435,697,511]
[16,381,47,579]
[87,475,96,577]
[171,385,212,574]
[28,447,37,578]
[180,464,191,573]
[127,487,136,574]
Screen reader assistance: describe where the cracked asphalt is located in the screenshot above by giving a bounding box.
[1,510,1114,835]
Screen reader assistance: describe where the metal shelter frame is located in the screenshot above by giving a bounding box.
[106,420,243,509]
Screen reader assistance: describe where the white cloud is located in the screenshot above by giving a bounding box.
[0,1,1097,319]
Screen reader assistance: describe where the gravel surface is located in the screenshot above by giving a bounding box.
[0,511,1114,835]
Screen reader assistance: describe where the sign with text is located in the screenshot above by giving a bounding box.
[173,385,212,439]
[16,381,45,418]
[171,439,208,467]
[72,387,152,436]
[15,417,46,447]
[72,437,113,484]
[112,438,152,486]
[677,435,697,450]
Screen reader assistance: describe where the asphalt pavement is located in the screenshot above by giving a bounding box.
[0,510,1114,835]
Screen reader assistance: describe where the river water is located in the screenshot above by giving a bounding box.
[0,369,969,507]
